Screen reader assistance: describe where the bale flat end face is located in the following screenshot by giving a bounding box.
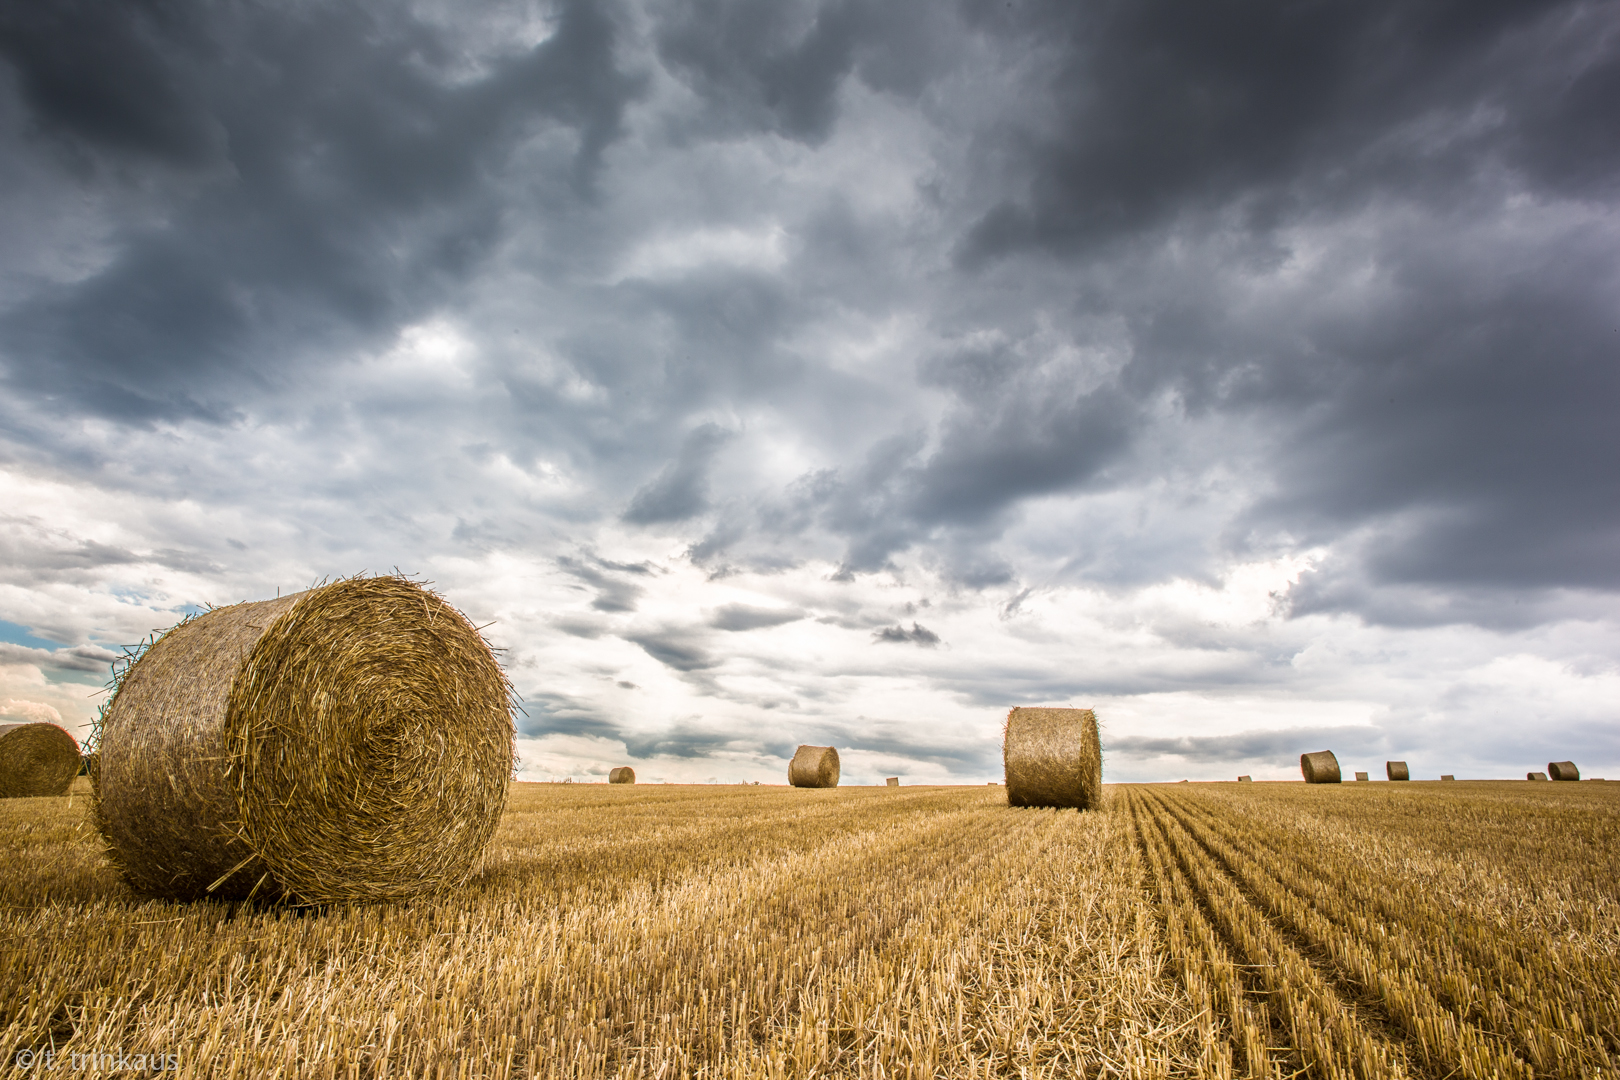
[0,722,82,798]
[608,767,635,784]
[788,745,840,788]
[1300,750,1342,784]
[1548,761,1580,781]
[1003,707,1102,809]
[1386,761,1410,781]
[1527,772,1548,781]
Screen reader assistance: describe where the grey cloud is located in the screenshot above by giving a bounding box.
[873,622,940,647]
[623,423,734,525]
[708,603,804,631]
[1108,725,1388,765]
[557,555,646,613]
[624,626,716,671]
[0,641,118,673]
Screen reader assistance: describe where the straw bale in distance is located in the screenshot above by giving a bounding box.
[93,576,513,903]
[1386,761,1410,781]
[1355,771,1369,781]
[609,767,635,784]
[1003,707,1102,809]
[1441,774,1455,781]
[0,722,81,798]
[885,776,899,787]
[788,745,839,788]
[1548,761,1580,781]
[1237,775,1252,782]
[1527,771,1548,781]
[1300,750,1341,784]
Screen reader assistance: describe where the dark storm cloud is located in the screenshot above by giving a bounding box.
[0,0,644,421]
[873,622,940,647]
[623,423,734,525]
[0,641,119,674]
[708,603,804,631]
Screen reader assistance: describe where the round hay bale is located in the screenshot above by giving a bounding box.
[1300,751,1341,784]
[1237,775,1253,782]
[0,722,81,798]
[608,766,635,784]
[1548,761,1580,781]
[1527,771,1548,781]
[1386,760,1410,781]
[885,776,899,787]
[1440,774,1456,781]
[1002,707,1102,809]
[1354,771,1370,781]
[93,576,513,903]
[788,745,839,788]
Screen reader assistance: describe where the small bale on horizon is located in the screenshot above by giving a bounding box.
[1355,771,1369,781]
[1441,774,1456,781]
[1386,761,1410,781]
[789,745,840,788]
[885,776,899,787]
[1237,775,1252,782]
[1527,771,1548,781]
[1549,761,1580,781]
[609,767,635,784]
[1003,707,1102,810]
[1301,750,1341,784]
[0,722,81,798]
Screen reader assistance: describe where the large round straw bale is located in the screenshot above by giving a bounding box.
[93,576,513,903]
[608,766,635,784]
[1300,751,1341,784]
[1003,707,1102,809]
[1527,771,1548,781]
[788,745,839,788]
[0,722,81,798]
[1386,760,1410,781]
[1548,761,1580,781]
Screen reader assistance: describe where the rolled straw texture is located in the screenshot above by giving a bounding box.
[1527,772,1548,781]
[609,767,635,784]
[1548,761,1580,781]
[1300,750,1341,784]
[93,576,513,903]
[0,722,81,798]
[788,745,840,788]
[1003,707,1102,809]
[1386,761,1410,781]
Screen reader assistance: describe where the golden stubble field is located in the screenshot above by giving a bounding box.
[2,779,1617,1078]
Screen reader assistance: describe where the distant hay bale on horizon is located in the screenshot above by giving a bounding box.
[1237,775,1252,783]
[1355,771,1369,781]
[0,722,81,798]
[1549,761,1580,781]
[1300,751,1341,784]
[1528,771,1548,781]
[1441,774,1456,781]
[885,776,899,787]
[1386,761,1410,781]
[609,767,635,784]
[93,576,514,904]
[788,745,839,788]
[1003,707,1102,810]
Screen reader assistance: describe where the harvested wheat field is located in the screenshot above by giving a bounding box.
[3,780,1618,1078]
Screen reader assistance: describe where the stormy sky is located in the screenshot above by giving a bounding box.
[1,0,1615,783]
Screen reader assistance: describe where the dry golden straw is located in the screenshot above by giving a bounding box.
[0,722,81,798]
[92,576,513,903]
[1300,751,1341,784]
[1386,760,1410,781]
[1548,761,1580,781]
[609,767,635,784]
[1003,707,1102,809]
[1527,771,1548,781]
[788,745,840,788]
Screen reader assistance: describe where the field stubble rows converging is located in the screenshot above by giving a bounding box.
[2,780,1617,1078]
